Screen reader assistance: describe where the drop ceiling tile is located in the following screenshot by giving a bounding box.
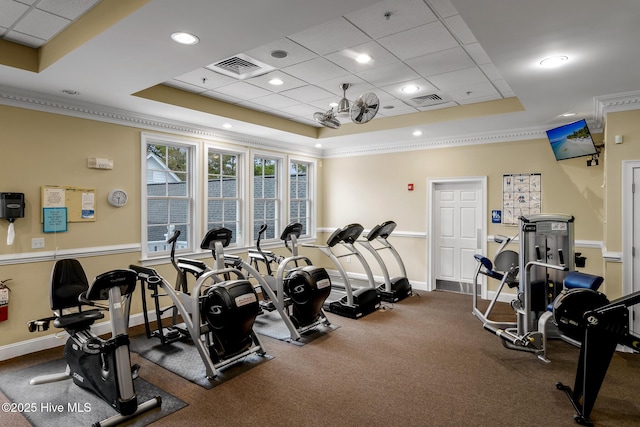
[244,38,318,68]
[479,63,502,81]
[308,96,340,111]
[380,78,439,99]
[449,81,500,102]
[164,80,207,94]
[201,91,243,105]
[492,79,515,97]
[14,8,69,40]
[279,103,323,117]
[174,68,238,90]
[244,71,306,93]
[344,0,438,40]
[213,81,273,100]
[427,0,459,18]
[250,93,300,109]
[444,14,477,45]
[4,30,44,47]
[325,41,397,74]
[282,57,350,84]
[0,1,29,28]
[377,99,418,114]
[37,0,99,20]
[464,43,493,65]
[287,17,370,56]
[314,75,370,97]
[377,21,459,60]
[357,62,420,87]
[417,101,459,111]
[279,84,335,103]
[236,100,271,112]
[406,47,475,78]
[291,116,321,126]
[428,66,488,91]
[456,93,501,105]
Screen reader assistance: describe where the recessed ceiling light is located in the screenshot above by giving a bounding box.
[315,143,322,148]
[329,102,338,108]
[401,85,420,94]
[268,78,284,86]
[383,105,394,109]
[413,130,423,136]
[222,123,232,129]
[355,54,372,64]
[171,32,199,45]
[561,112,577,117]
[539,55,568,68]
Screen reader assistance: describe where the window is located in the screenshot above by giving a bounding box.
[253,155,281,240]
[144,139,194,256]
[290,160,311,236]
[207,149,241,244]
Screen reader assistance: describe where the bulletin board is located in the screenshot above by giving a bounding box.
[41,185,96,223]
[502,173,541,225]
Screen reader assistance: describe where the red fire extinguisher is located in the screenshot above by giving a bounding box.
[0,279,11,322]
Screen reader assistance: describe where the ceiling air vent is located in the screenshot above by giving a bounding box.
[205,53,275,80]
[403,93,450,108]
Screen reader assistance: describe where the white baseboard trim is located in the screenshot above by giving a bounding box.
[0,310,155,362]
[324,268,428,292]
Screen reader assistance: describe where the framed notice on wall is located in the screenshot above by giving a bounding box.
[502,173,541,225]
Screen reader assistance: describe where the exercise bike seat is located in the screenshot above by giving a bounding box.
[53,310,104,330]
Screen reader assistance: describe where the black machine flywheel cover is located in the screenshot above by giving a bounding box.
[553,288,609,342]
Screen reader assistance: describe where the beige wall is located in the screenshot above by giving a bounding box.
[318,135,607,289]
[2,103,640,351]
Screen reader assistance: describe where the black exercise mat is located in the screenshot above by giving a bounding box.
[130,335,273,389]
[253,310,340,345]
[0,358,186,426]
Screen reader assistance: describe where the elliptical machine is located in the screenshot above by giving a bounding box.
[27,260,161,426]
[247,222,332,340]
[131,227,266,379]
[304,223,381,319]
[357,220,412,302]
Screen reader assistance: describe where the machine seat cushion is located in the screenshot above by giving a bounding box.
[53,309,104,329]
[473,254,503,281]
[563,271,603,290]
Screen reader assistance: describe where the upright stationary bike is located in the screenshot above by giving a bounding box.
[28,259,161,426]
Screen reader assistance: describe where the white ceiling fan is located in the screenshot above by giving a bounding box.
[313,83,380,129]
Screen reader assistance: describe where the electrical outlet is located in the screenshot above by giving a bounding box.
[32,238,45,249]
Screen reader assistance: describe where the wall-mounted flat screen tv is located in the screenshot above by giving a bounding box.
[545,119,598,161]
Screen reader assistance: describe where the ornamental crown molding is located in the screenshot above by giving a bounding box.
[0,85,321,157]
[594,90,640,125]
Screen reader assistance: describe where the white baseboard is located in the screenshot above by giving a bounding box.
[0,311,155,362]
[324,269,428,291]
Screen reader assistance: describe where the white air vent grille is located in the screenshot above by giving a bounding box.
[402,93,451,108]
[205,53,275,80]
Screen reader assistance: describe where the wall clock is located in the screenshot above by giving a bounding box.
[107,189,128,207]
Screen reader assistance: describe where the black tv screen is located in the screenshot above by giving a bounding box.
[546,119,598,161]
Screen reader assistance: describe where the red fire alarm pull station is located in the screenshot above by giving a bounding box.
[407,183,414,191]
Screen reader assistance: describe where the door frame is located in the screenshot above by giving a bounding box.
[622,160,640,332]
[427,176,487,292]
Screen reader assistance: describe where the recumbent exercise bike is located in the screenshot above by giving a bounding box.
[27,259,161,427]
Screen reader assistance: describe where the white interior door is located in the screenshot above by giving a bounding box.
[632,166,640,333]
[432,180,484,293]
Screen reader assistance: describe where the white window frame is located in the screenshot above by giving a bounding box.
[141,132,201,261]
[251,151,285,244]
[204,144,247,249]
[288,156,316,238]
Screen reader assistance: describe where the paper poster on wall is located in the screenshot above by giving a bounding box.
[43,207,68,232]
[41,185,96,222]
[502,173,542,225]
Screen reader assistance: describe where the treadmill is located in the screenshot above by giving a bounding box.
[304,223,380,318]
[358,221,412,302]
